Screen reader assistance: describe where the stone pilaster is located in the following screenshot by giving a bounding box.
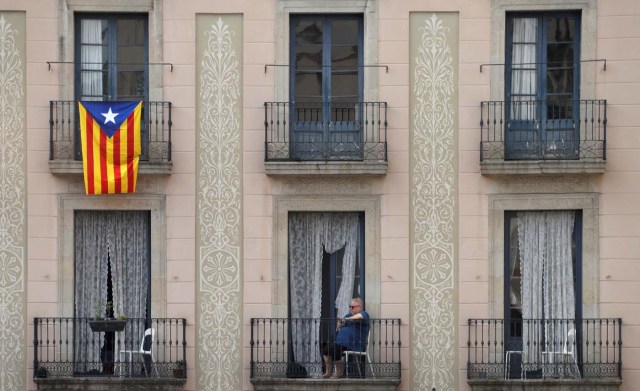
[409,12,459,391]
[196,14,243,391]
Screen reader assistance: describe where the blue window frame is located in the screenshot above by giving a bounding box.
[289,14,364,160]
[75,13,149,102]
[504,210,582,379]
[74,13,149,159]
[505,12,581,160]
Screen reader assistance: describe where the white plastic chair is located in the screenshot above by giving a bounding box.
[542,328,579,378]
[342,328,374,378]
[542,328,575,363]
[119,328,158,377]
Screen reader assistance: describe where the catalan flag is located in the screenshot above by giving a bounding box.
[78,101,142,195]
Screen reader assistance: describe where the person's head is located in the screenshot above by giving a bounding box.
[349,297,364,314]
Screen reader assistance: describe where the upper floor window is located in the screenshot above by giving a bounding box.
[505,12,580,160]
[75,13,148,102]
[288,14,364,160]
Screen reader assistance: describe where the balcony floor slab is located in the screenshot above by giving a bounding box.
[35,377,186,391]
[251,378,400,391]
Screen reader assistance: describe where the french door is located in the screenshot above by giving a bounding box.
[290,14,363,160]
[505,13,580,160]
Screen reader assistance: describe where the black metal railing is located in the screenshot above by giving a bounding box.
[264,101,387,162]
[467,318,622,380]
[34,317,186,379]
[250,317,401,379]
[480,99,606,161]
[49,100,172,163]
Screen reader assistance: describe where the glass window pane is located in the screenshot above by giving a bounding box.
[510,96,538,120]
[294,100,322,121]
[81,70,108,99]
[511,43,537,69]
[331,19,358,45]
[330,101,357,121]
[295,72,322,98]
[511,70,537,95]
[331,73,358,98]
[547,16,575,43]
[81,19,108,45]
[512,18,538,43]
[117,19,145,45]
[295,46,322,68]
[547,43,574,67]
[546,69,573,94]
[118,45,146,66]
[331,45,358,68]
[547,95,574,119]
[117,71,145,97]
[294,19,323,45]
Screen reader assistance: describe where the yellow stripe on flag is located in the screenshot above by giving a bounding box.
[78,100,143,195]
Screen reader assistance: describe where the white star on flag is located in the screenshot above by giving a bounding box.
[101,107,119,124]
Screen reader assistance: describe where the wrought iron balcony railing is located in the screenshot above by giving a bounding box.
[480,99,606,161]
[34,317,186,379]
[250,317,401,379]
[467,318,622,380]
[264,101,387,162]
[49,100,172,163]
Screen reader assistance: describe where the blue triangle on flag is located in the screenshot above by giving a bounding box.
[80,101,140,138]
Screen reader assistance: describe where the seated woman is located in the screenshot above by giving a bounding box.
[320,297,370,378]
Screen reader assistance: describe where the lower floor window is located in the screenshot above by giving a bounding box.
[505,210,582,377]
[288,212,365,365]
[74,210,151,374]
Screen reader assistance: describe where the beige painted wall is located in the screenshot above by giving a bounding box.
[6,0,639,390]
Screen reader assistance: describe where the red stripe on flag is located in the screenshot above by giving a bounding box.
[99,129,108,194]
[113,125,122,193]
[127,113,135,192]
[85,114,95,195]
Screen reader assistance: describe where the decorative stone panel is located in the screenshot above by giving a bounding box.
[0,12,26,391]
[409,12,459,391]
[196,14,243,391]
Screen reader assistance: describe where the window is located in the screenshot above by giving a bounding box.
[287,212,365,366]
[505,12,580,160]
[75,13,148,102]
[290,14,363,159]
[504,210,582,378]
[74,210,151,375]
[74,14,149,160]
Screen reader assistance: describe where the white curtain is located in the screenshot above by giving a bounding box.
[109,211,150,363]
[74,211,150,371]
[81,19,104,98]
[74,212,110,372]
[288,212,359,367]
[511,17,538,120]
[518,211,575,369]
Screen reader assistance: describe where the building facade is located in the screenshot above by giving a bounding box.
[0,0,637,390]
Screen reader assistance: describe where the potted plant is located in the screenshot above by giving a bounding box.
[35,366,48,378]
[88,300,126,332]
[172,360,186,378]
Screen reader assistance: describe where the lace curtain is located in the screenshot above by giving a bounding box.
[109,212,150,363]
[74,211,110,372]
[80,19,103,99]
[288,212,359,367]
[74,211,150,371]
[511,17,538,120]
[518,211,575,367]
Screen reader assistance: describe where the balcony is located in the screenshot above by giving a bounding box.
[49,100,172,175]
[250,317,401,391]
[467,318,622,391]
[480,100,607,175]
[33,317,186,391]
[264,102,388,176]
